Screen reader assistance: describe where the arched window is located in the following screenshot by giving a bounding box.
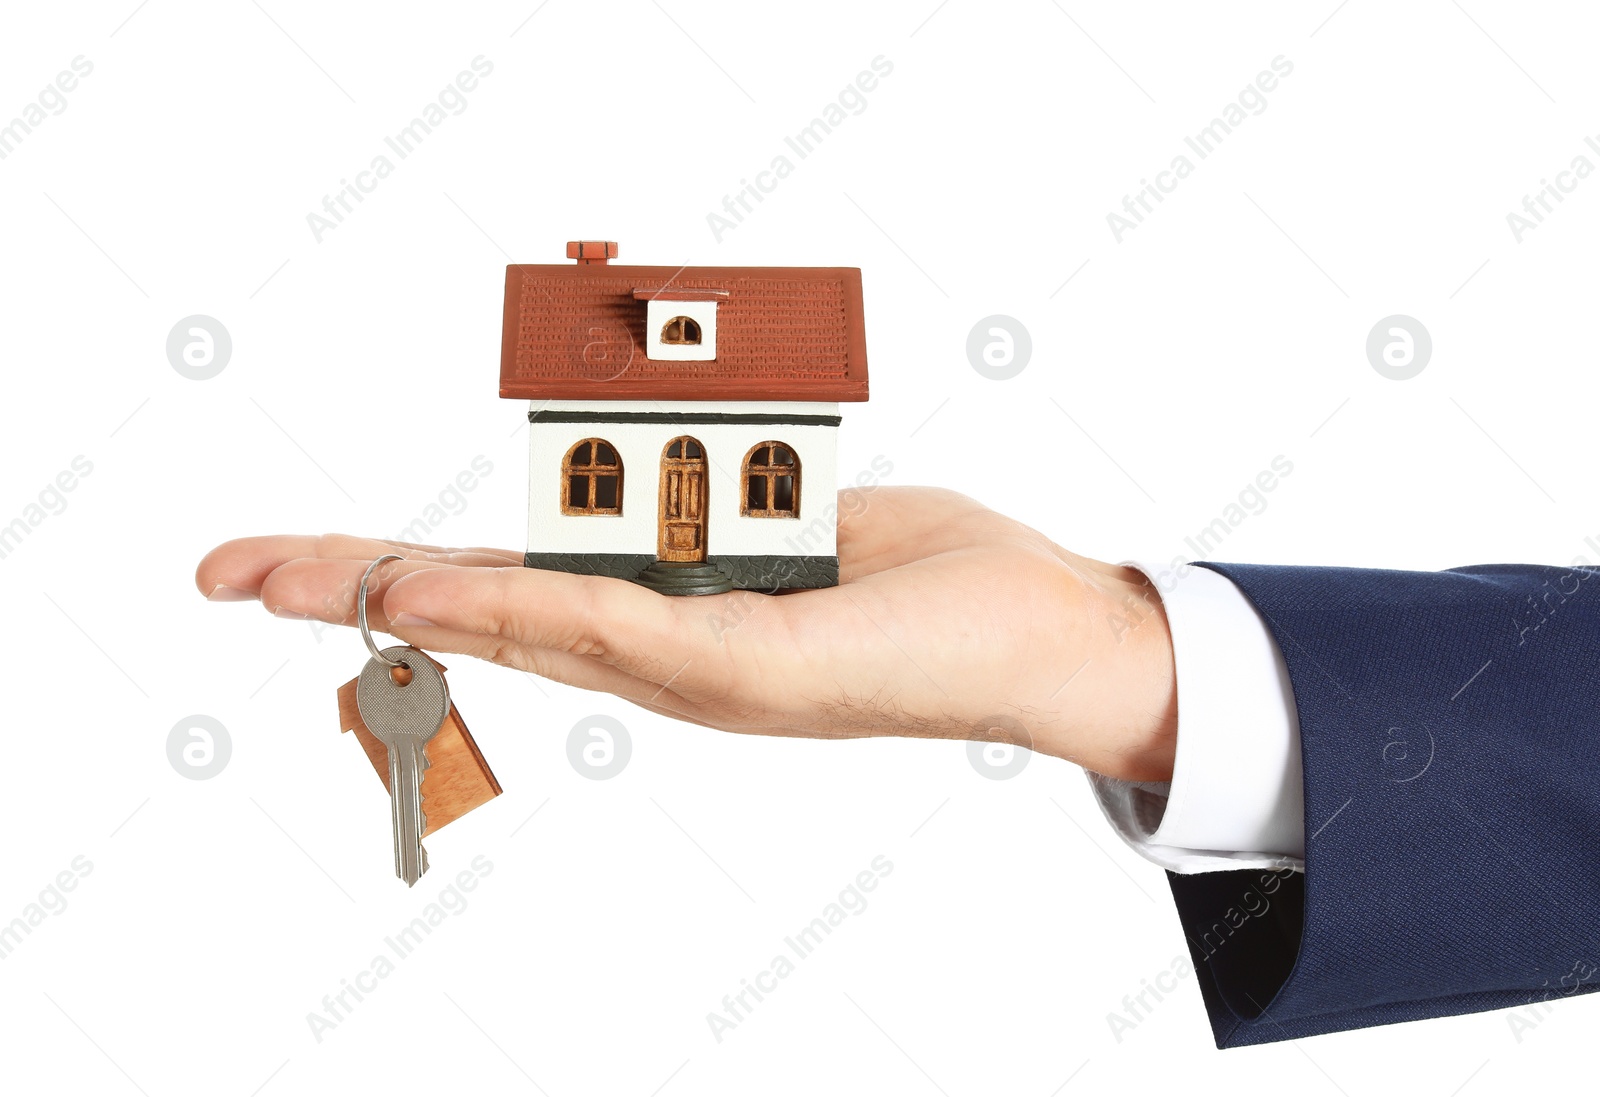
[665,437,703,461]
[742,442,799,518]
[661,316,702,345]
[563,439,622,515]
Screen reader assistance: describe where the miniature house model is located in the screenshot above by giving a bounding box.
[499,241,870,596]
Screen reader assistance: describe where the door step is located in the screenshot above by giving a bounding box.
[632,561,734,597]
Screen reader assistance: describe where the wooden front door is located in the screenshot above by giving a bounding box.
[658,436,708,562]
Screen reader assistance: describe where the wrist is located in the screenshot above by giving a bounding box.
[1039,562,1177,782]
[1104,566,1179,781]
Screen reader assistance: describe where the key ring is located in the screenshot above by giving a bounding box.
[358,554,406,668]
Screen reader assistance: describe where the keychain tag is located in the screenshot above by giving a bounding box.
[337,652,503,836]
[338,554,503,886]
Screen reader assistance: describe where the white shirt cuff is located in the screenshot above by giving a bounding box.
[1085,560,1306,874]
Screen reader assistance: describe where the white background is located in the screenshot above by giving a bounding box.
[2,1,1596,1093]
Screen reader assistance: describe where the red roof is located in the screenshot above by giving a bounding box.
[499,260,869,402]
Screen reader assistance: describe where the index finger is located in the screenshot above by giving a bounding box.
[196,533,522,599]
[382,564,753,700]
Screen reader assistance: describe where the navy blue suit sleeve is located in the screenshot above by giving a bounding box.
[1169,561,1600,1048]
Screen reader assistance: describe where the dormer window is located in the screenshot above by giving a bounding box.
[634,288,726,361]
[661,316,701,345]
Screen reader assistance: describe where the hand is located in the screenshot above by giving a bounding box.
[195,487,1176,781]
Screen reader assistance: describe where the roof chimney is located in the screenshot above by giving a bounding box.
[567,240,617,265]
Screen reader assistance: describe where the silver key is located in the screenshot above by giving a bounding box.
[356,645,448,887]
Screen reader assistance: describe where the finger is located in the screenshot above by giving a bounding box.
[197,533,521,598]
[256,556,458,626]
[835,486,995,575]
[251,556,718,721]
[382,565,743,701]
[627,699,724,732]
[837,487,1125,583]
[387,619,703,716]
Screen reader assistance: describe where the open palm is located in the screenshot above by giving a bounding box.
[197,487,1175,780]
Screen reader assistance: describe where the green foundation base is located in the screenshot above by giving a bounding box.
[630,561,736,597]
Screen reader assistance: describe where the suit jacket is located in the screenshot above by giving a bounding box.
[1171,561,1600,1047]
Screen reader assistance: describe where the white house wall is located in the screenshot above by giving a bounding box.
[526,400,841,558]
